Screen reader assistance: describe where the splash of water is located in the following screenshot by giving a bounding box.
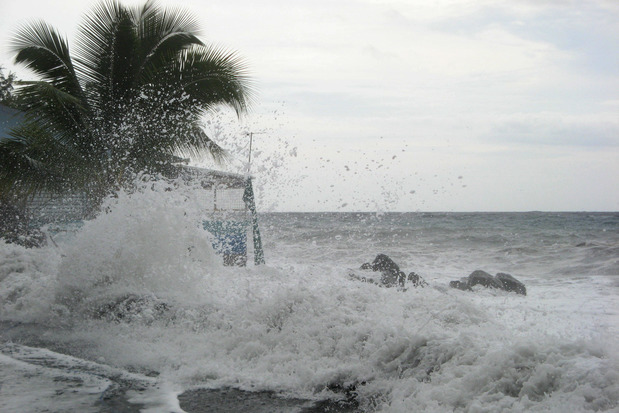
[1,181,618,412]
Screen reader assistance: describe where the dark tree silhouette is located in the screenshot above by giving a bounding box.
[0,0,253,199]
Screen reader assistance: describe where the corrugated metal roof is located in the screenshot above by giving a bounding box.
[177,165,250,189]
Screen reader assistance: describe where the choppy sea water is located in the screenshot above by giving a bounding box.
[1,187,618,412]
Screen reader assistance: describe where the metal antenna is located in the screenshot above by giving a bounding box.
[247,132,253,174]
[246,131,263,174]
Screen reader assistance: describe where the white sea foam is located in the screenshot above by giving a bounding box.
[0,186,618,412]
[0,351,110,413]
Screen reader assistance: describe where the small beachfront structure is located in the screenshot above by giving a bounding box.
[172,165,265,266]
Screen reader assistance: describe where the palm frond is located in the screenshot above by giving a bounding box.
[176,45,254,116]
[17,81,85,129]
[11,21,83,99]
[74,0,127,84]
[130,0,204,87]
[4,0,254,199]
[174,125,229,164]
[74,0,138,110]
[10,121,92,172]
[0,123,90,195]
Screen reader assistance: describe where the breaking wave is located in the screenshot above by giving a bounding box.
[1,182,618,412]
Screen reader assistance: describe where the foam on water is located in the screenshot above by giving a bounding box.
[0,342,182,412]
[0,350,110,412]
[1,184,618,412]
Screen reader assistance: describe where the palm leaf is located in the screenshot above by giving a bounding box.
[174,125,229,164]
[176,45,254,116]
[74,0,138,111]
[0,123,90,195]
[17,82,84,127]
[11,21,84,100]
[135,0,204,79]
[4,0,254,200]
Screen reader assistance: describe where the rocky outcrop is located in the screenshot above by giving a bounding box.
[450,270,526,295]
[469,270,504,289]
[353,254,427,288]
[406,271,426,288]
[365,254,406,287]
[495,273,527,295]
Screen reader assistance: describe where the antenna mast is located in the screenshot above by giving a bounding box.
[246,131,263,174]
[247,132,253,174]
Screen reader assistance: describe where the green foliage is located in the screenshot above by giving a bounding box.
[0,66,17,105]
[0,0,253,200]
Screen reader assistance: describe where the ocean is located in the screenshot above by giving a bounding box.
[1,186,618,412]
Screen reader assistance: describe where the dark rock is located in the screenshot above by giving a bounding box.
[357,254,426,288]
[407,271,428,287]
[370,254,401,273]
[449,278,470,290]
[496,273,527,295]
[373,254,405,287]
[449,270,526,295]
[468,270,503,289]
[358,254,405,287]
[381,270,405,288]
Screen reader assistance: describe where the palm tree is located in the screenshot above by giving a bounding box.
[0,66,18,105]
[0,0,252,200]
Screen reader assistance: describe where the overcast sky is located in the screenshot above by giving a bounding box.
[1,0,618,211]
